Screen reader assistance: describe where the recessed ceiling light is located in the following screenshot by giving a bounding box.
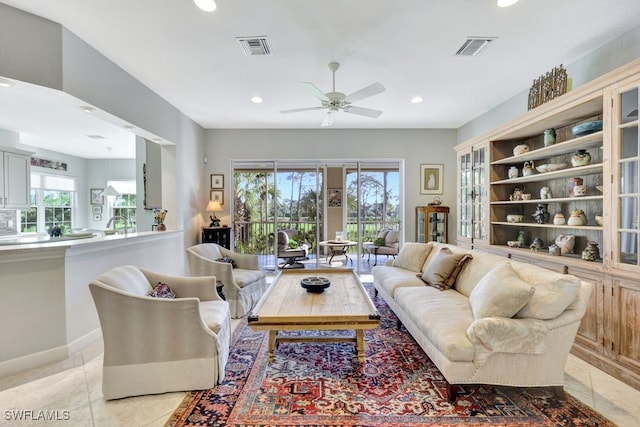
[194,0,217,12]
[123,125,136,131]
[411,96,424,104]
[153,138,162,143]
[80,106,96,113]
[0,78,14,88]
[251,96,263,104]
[497,0,519,7]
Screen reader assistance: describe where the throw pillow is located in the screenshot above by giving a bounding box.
[392,242,433,272]
[216,255,237,268]
[148,282,177,299]
[514,264,581,320]
[469,263,535,320]
[419,247,473,290]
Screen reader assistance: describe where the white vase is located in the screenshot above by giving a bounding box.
[555,234,575,254]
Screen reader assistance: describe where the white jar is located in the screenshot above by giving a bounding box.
[508,166,518,179]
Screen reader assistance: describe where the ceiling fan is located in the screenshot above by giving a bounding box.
[280,62,385,127]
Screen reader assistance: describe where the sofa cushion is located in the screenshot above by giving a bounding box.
[469,263,535,319]
[395,286,475,362]
[454,251,510,298]
[372,265,426,297]
[514,264,581,320]
[419,247,473,290]
[392,242,432,272]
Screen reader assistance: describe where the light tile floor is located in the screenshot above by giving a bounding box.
[1,276,638,426]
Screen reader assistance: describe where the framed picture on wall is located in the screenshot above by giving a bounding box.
[328,188,342,207]
[93,214,101,221]
[210,189,224,205]
[90,188,104,205]
[420,164,443,195]
[92,206,102,214]
[210,174,224,189]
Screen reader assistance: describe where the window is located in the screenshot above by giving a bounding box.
[20,173,76,234]
[107,181,137,232]
[20,190,38,232]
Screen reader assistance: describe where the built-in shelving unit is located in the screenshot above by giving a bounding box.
[455,58,640,391]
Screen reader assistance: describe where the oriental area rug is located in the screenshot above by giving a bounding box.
[166,286,614,427]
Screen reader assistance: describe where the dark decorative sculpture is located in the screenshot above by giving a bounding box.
[532,203,549,224]
[528,65,568,110]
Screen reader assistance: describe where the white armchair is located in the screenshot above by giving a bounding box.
[187,243,269,318]
[89,265,231,400]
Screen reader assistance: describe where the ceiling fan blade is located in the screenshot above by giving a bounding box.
[321,111,335,127]
[299,82,330,102]
[280,106,324,114]
[345,82,385,103]
[344,105,383,118]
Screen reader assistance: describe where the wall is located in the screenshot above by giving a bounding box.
[458,24,640,143]
[0,4,206,252]
[204,129,458,243]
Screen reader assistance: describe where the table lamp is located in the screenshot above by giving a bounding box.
[206,200,222,227]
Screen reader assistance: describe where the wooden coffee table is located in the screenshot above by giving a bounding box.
[248,269,380,362]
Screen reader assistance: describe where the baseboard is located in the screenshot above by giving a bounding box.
[0,345,68,378]
[0,328,102,379]
[67,328,102,356]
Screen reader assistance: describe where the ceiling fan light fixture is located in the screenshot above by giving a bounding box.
[411,96,424,104]
[497,0,519,7]
[194,0,217,12]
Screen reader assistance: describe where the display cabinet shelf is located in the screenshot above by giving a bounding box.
[491,222,603,231]
[491,195,603,205]
[491,131,604,165]
[492,163,602,185]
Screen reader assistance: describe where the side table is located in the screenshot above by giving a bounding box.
[201,227,231,249]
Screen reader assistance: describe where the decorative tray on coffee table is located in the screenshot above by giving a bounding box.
[300,276,331,293]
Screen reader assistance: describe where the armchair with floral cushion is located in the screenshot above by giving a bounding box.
[89,265,231,400]
[187,243,269,318]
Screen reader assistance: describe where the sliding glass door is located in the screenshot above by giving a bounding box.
[231,159,403,272]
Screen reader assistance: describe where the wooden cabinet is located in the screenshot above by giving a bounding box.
[416,206,449,243]
[0,147,31,209]
[456,59,640,390]
[201,227,231,249]
[454,142,488,248]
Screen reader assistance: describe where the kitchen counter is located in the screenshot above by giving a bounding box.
[0,230,185,378]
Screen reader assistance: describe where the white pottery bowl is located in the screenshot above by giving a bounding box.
[507,241,521,248]
[536,163,567,173]
[506,214,525,223]
[513,144,530,156]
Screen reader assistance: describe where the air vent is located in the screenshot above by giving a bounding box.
[236,36,272,56]
[455,37,496,56]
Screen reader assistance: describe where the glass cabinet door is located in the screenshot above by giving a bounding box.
[457,145,487,246]
[472,146,487,242]
[458,151,472,241]
[615,85,639,268]
[416,208,426,242]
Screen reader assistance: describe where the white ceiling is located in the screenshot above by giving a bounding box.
[1,0,640,159]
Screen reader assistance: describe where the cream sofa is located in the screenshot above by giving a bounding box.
[372,242,592,401]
